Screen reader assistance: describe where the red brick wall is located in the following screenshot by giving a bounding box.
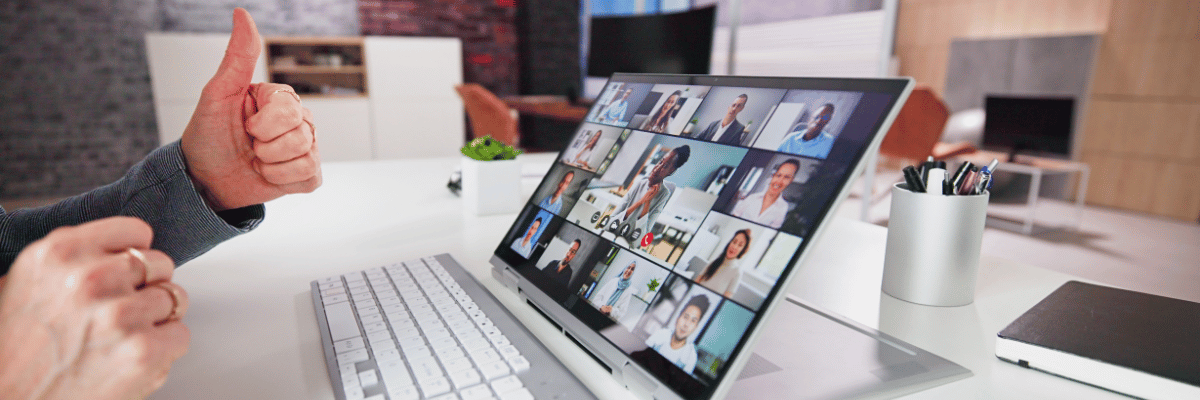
[359,0,518,96]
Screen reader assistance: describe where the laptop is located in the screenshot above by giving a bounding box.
[312,74,963,400]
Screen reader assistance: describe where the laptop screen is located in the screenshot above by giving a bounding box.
[494,74,909,399]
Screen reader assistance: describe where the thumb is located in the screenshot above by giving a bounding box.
[204,8,261,100]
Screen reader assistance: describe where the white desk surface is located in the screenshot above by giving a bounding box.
[151,154,1129,400]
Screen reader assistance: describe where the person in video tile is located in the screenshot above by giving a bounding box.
[594,260,638,318]
[777,103,836,158]
[568,131,603,169]
[539,171,574,214]
[731,159,798,228]
[542,239,581,287]
[639,90,682,133]
[644,294,709,373]
[611,145,691,237]
[695,229,750,297]
[510,217,543,258]
[599,88,634,125]
[690,94,748,145]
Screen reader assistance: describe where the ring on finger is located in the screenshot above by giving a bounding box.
[127,247,150,288]
[154,283,185,323]
[272,88,301,103]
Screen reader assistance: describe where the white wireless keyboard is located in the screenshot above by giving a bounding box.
[314,256,534,400]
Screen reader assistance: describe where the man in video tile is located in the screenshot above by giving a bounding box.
[690,94,748,145]
[644,294,709,373]
[539,171,574,214]
[777,103,836,158]
[731,159,798,228]
[611,145,691,239]
[599,88,634,125]
[542,239,581,287]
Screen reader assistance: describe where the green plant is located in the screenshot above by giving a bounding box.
[461,135,521,161]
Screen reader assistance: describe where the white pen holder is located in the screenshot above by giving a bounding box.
[461,157,522,216]
[882,183,989,307]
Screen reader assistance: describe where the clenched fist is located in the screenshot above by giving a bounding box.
[182,8,322,212]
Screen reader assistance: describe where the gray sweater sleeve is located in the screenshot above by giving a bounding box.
[0,141,264,274]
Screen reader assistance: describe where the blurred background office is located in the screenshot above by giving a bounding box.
[1,0,1197,301]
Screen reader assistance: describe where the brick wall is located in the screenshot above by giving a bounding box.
[0,0,358,199]
[358,0,519,97]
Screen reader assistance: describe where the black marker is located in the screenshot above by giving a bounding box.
[902,165,925,193]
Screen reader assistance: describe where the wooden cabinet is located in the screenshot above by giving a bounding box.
[145,34,463,161]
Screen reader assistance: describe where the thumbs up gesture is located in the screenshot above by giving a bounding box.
[181,8,321,212]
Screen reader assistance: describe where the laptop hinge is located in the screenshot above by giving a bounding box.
[621,361,658,398]
[491,267,520,293]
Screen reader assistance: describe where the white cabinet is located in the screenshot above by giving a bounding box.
[364,37,464,159]
[145,33,268,145]
[145,34,463,161]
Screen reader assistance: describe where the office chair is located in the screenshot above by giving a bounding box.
[455,84,520,148]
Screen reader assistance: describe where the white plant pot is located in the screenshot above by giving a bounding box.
[461,157,522,216]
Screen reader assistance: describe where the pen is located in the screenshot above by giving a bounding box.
[927,168,947,195]
[950,161,974,195]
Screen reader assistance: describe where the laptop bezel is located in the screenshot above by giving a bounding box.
[491,73,914,400]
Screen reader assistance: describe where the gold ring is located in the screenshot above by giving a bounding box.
[272,88,301,103]
[155,283,184,323]
[127,248,150,287]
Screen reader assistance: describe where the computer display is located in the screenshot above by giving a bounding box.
[496,74,907,399]
[983,95,1075,158]
[587,6,716,78]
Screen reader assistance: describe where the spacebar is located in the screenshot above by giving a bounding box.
[324,301,361,341]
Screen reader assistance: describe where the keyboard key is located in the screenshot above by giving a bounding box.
[367,330,393,345]
[497,388,534,400]
[470,348,501,366]
[344,385,364,400]
[437,347,466,362]
[441,356,474,373]
[334,337,365,354]
[363,321,388,334]
[324,301,361,341]
[387,385,420,400]
[429,336,459,351]
[360,313,383,325]
[322,287,347,297]
[410,358,444,381]
[336,348,369,365]
[430,394,460,400]
[344,272,365,283]
[490,375,524,395]
[358,369,379,387]
[459,384,493,400]
[373,347,400,362]
[462,338,491,352]
[449,368,482,389]
[418,376,451,398]
[318,275,342,284]
[365,394,384,400]
[508,356,530,373]
[496,345,521,360]
[322,294,349,306]
[479,360,511,381]
[378,359,413,387]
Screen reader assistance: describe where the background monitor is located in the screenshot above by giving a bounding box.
[584,6,716,98]
[983,95,1075,159]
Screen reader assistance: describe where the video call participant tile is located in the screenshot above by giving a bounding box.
[628,84,711,136]
[579,248,674,330]
[560,123,622,172]
[750,89,864,160]
[680,86,787,147]
[532,164,594,217]
[565,131,749,267]
[673,210,779,310]
[509,208,555,259]
[586,81,655,127]
[690,299,754,381]
[711,150,821,230]
[531,222,611,303]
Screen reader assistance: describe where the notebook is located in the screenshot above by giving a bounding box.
[313,73,927,400]
[997,281,1200,399]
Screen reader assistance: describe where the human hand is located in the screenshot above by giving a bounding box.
[181,8,321,212]
[599,305,612,315]
[0,217,189,400]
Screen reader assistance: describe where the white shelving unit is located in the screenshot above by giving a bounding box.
[145,34,464,162]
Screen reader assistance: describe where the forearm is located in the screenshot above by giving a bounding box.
[1,142,263,273]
